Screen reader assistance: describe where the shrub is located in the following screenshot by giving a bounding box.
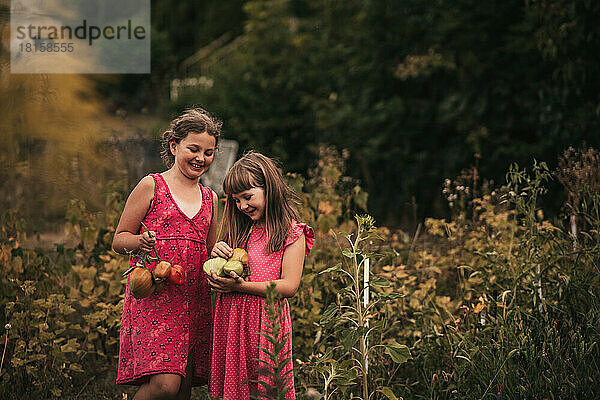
[0,188,127,399]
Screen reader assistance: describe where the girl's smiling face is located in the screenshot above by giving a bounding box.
[232,187,266,224]
[170,131,216,179]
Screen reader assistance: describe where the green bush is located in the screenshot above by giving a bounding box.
[1,148,598,400]
[0,189,127,399]
[384,156,600,399]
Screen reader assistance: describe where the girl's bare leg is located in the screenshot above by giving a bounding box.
[176,359,194,400]
[133,373,182,400]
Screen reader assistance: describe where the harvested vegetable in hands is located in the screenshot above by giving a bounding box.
[223,260,243,276]
[168,264,185,285]
[230,248,249,264]
[203,257,227,277]
[121,223,186,299]
[203,248,250,278]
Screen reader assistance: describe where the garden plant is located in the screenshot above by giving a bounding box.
[0,147,599,399]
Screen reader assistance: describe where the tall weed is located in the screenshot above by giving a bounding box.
[250,283,294,400]
[392,158,600,399]
[306,215,411,399]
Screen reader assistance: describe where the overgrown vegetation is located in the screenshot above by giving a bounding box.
[0,190,126,399]
[1,147,599,399]
[175,0,600,225]
[3,0,598,228]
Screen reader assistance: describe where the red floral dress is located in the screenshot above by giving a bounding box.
[117,173,213,386]
[210,222,315,400]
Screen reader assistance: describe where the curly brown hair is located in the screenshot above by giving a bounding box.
[160,108,222,167]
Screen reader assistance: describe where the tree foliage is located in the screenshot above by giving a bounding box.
[176,0,600,226]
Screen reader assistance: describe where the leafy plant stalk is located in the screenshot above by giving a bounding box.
[345,222,370,400]
[317,215,411,399]
[250,282,293,400]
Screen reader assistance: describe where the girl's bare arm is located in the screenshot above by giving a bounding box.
[112,176,156,254]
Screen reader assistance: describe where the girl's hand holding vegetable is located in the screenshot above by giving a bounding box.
[138,230,156,253]
[210,241,233,259]
[208,270,245,293]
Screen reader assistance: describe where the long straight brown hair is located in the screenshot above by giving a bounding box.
[219,151,301,254]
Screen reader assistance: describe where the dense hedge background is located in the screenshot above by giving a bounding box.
[1,0,599,227]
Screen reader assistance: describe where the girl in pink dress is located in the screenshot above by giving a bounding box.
[208,151,314,400]
[112,108,222,400]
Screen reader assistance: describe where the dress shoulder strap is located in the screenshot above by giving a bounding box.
[150,173,169,196]
[199,184,214,221]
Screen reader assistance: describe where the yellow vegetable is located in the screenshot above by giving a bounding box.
[203,257,227,277]
[223,260,244,276]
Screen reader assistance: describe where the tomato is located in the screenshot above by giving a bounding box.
[168,264,185,285]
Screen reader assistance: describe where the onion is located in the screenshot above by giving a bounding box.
[153,261,172,280]
[231,248,249,264]
[129,267,155,299]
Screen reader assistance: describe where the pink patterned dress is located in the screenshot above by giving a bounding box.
[210,222,315,400]
[117,173,214,386]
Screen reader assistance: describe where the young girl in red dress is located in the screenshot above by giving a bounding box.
[112,108,221,400]
[208,151,314,400]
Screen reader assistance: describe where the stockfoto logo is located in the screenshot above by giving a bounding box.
[15,19,147,46]
[11,0,150,74]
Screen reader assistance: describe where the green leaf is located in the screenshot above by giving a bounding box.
[81,266,98,280]
[341,329,360,351]
[60,338,79,353]
[342,248,354,258]
[69,363,84,372]
[79,299,91,308]
[385,340,412,364]
[320,303,338,324]
[25,365,38,376]
[81,279,94,294]
[378,387,400,400]
[313,328,322,346]
[370,277,391,287]
[109,279,123,296]
[319,263,343,274]
[11,357,24,367]
[378,292,405,300]
[26,354,46,363]
[336,365,358,385]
